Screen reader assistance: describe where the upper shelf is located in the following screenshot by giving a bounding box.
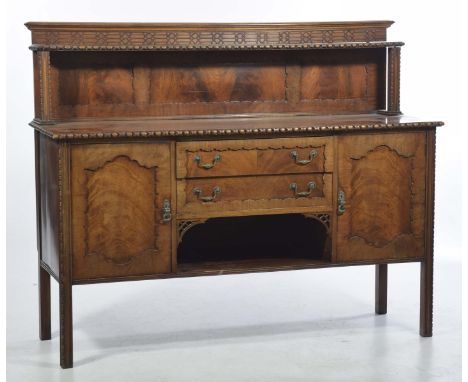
[30,113,443,140]
[25,20,403,51]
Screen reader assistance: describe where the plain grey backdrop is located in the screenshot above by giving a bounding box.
[6,0,462,381]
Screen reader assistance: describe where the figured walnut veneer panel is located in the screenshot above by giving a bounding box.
[85,156,157,265]
[337,133,426,261]
[300,50,384,103]
[58,66,135,106]
[177,173,333,219]
[71,143,172,280]
[49,49,385,118]
[301,63,367,99]
[349,146,412,247]
[176,136,333,178]
[150,64,285,103]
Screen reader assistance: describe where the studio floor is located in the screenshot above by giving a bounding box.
[7,257,461,382]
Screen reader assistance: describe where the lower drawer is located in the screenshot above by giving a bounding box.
[177,174,333,218]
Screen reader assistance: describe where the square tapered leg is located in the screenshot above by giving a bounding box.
[39,266,51,340]
[375,264,388,315]
[420,260,433,337]
[59,281,73,368]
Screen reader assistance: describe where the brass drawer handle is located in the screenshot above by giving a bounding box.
[290,149,318,165]
[194,153,221,169]
[289,181,316,197]
[337,190,346,215]
[193,186,221,202]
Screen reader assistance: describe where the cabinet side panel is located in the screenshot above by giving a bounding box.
[39,135,60,276]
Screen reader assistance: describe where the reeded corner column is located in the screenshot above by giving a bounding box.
[387,47,402,115]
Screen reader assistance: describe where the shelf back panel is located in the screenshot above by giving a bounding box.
[49,49,386,119]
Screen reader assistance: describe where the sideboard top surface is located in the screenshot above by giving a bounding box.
[31,113,443,141]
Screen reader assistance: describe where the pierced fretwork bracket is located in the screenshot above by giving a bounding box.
[177,219,207,244]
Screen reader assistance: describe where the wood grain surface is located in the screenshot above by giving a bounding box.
[176,136,333,178]
[336,132,426,261]
[26,21,395,51]
[48,49,384,119]
[71,143,172,280]
[31,113,444,140]
[177,173,332,219]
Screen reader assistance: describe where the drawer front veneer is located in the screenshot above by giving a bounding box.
[177,173,332,218]
[176,137,333,179]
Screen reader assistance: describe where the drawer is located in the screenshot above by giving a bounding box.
[177,173,333,218]
[176,137,334,179]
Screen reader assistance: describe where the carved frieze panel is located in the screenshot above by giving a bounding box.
[28,24,396,51]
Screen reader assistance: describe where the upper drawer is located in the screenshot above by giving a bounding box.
[176,137,334,179]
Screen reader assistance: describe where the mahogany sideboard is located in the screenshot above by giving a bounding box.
[26,21,443,368]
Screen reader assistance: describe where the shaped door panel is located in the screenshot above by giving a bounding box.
[71,143,172,280]
[336,133,426,262]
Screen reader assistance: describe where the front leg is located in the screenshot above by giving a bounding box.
[420,260,433,337]
[59,280,73,368]
[375,264,388,315]
[58,142,74,368]
[420,129,435,337]
[39,265,51,340]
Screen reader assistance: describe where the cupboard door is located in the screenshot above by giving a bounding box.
[71,143,172,281]
[336,133,426,262]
